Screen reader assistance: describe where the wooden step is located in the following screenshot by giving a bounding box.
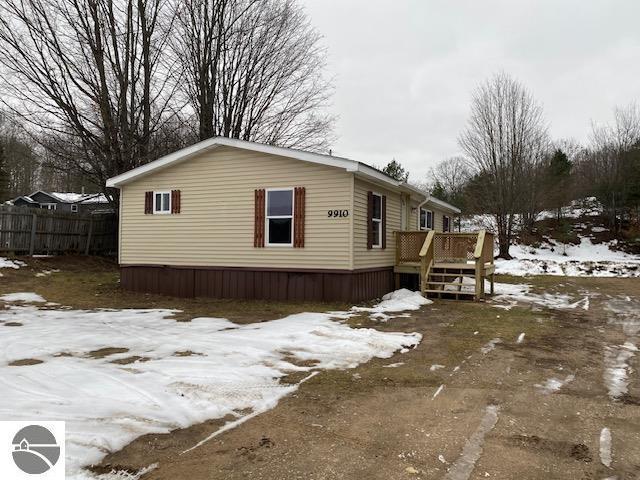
[425,280,474,287]
[428,272,475,278]
[423,289,475,296]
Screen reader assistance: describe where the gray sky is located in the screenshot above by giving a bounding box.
[300,0,640,181]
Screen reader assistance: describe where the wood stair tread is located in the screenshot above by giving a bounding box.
[422,289,475,296]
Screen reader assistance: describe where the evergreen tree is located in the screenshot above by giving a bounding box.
[545,149,573,220]
[382,159,409,182]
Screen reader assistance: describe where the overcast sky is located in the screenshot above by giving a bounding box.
[299,0,640,181]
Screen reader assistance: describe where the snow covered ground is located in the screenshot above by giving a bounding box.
[0,294,422,479]
[0,256,26,270]
[496,236,640,277]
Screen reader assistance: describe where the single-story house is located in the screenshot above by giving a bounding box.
[106,137,461,302]
[9,191,112,215]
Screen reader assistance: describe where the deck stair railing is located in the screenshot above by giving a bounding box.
[395,230,495,301]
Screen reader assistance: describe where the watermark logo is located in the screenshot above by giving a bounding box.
[12,425,60,474]
[0,421,64,479]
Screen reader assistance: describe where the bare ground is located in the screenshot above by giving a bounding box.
[2,257,639,479]
[97,278,640,480]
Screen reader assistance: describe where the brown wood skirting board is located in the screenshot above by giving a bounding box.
[120,265,394,302]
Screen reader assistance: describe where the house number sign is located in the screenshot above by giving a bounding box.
[328,210,349,218]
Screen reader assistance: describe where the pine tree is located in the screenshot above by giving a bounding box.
[545,149,572,220]
[382,159,409,182]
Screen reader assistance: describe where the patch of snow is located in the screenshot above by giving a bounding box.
[0,292,47,303]
[432,384,444,399]
[535,374,575,394]
[430,364,445,371]
[444,405,500,480]
[0,257,26,269]
[481,338,501,354]
[383,362,405,368]
[603,343,637,399]
[591,226,608,233]
[600,427,612,468]
[0,305,421,479]
[352,289,431,315]
[516,333,525,344]
[492,283,591,311]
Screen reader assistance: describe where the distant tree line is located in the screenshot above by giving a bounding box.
[0,0,334,205]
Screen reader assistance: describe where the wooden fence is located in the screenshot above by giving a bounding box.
[0,206,117,255]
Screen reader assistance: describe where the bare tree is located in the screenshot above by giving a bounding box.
[428,156,470,208]
[459,72,548,258]
[173,0,335,151]
[589,103,640,230]
[0,0,183,204]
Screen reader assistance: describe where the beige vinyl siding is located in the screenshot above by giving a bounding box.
[120,147,352,269]
[352,178,402,269]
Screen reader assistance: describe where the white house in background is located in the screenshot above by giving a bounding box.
[8,191,112,215]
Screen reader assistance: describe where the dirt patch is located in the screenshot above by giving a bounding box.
[4,322,23,327]
[173,350,203,357]
[508,435,593,463]
[110,356,151,365]
[9,358,44,366]
[87,347,130,359]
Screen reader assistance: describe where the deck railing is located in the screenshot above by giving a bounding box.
[395,230,496,300]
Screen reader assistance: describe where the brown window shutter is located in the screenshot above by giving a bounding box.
[382,195,387,249]
[254,189,265,247]
[367,190,373,250]
[171,190,181,214]
[144,191,153,214]
[294,187,306,248]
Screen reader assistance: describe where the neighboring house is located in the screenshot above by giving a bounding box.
[106,137,461,302]
[8,191,112,215]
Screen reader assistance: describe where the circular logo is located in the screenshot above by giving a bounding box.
[11,425,61,474]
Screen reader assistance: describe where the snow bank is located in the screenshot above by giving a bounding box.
[0,305,420,479]
[0,257,26,269]
[0,292,47,303]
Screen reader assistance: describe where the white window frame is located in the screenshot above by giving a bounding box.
[419,208,434,231]
[153,191,171,214]
[71,204,79,213]
[371,192,382,249]
[443,215,451,232]
[265,188,294,247]
[41,203,57,210]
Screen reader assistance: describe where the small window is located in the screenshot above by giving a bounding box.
[154,191,171,214]
[371,193,382,248]
[419,208,433,230]
[71,204,78,213]
[443,215,451,232]
[41,203,57,210]
[266,189,293,245]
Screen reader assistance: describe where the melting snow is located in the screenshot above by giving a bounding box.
[480,338,501,354]
[432,384,445,399]
[0,292,47,303]
[444,405,500,480]
[0,304,421,479]
[352,289,431,316]
[430,364,445,371]
[600,427,612,468]
[0,257,26,269]
[535,374,575,394]
[603,343,637,399]
[516,333,525,344]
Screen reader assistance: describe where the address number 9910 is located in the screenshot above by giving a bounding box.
[328,210,349,218]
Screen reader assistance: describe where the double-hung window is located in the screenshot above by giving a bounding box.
[266,189,293,246]
[419,208,433,230]
[371,193,382,248]
[154,191,171,214]
[71,204,79,213]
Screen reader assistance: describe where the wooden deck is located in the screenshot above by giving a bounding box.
[394,230,495,301]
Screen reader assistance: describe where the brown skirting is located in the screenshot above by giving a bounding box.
[120,265,394,302]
